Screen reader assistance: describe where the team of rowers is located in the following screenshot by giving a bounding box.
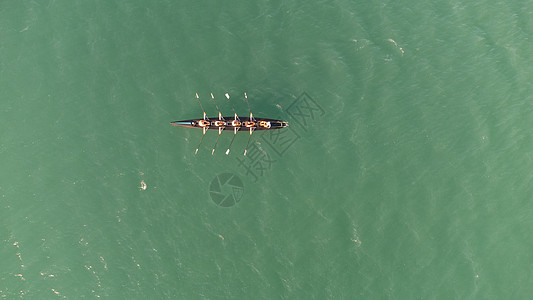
[197,114,271,129]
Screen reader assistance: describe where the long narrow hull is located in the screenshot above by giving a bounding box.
[171,117,288,131]
[173,92,289,155]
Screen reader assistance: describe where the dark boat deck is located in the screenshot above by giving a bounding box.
[171,117,288,131]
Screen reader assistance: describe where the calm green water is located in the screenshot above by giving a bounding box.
[2,0,533,299]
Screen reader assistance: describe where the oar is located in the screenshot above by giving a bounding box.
[196,93,208,120]
[244,92,257,121]
[225,127,238,155]
[212,127,223,155]
[195,127,207,155]
[225,93,239,117]
[211,93,224,117]
[243,127,255,156]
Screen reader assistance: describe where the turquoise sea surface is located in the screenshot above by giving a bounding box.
[2,1,533,298]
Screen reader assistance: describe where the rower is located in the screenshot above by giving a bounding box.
[231,119,242,127]
[244,120,256,128]
[198,119,210,127]
[214,120,226,127]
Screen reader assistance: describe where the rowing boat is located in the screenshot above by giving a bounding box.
[171,117,289,131]
[171,92,289,155]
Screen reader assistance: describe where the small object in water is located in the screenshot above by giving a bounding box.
[139,180,147,190]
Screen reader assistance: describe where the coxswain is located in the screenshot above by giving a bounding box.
[258,121,271,128]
